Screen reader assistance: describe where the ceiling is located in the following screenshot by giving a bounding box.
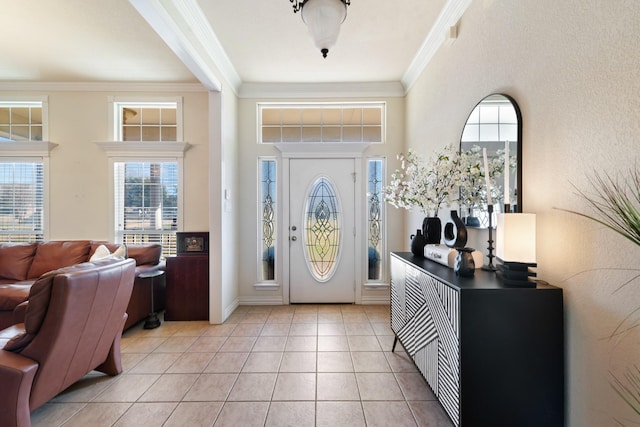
[0,0,470,96]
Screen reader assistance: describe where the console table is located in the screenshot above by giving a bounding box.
[390,252,564,427]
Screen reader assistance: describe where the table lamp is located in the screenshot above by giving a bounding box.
[496,213,537,287]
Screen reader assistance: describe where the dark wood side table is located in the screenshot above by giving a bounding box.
[165,255,209,321]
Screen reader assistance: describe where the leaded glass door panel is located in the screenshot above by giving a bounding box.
[289,158,355,303]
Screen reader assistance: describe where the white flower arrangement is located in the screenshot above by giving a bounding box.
[384,145,463,216]
[384,144,515,216]
[458,145,511,211]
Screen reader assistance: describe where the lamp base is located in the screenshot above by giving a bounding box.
[496,261,537,287]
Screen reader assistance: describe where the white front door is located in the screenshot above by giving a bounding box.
[289,158,356,303]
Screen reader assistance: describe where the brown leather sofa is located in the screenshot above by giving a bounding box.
[0,257,136,427]
[0,241,165,331]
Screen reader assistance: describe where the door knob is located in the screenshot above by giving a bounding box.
[291,236,297,241]
[291,226,297,231]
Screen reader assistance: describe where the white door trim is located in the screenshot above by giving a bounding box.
[277,143,368,305]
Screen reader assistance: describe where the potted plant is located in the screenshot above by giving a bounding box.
[563,165,640,417]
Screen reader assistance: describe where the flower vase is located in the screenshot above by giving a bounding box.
[463,208,481,228]
[454,247,475,277]
[422,217,441,245]
[410,230,426,257]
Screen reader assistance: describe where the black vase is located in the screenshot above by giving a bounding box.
[454,247,475,277]
[422,217,441,245]
[444,210,468,249]
[410,229,427,257]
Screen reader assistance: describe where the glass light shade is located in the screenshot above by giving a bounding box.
[496,213,536,263]
[301,0,347,56]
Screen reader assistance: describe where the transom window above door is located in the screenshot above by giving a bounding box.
[258,102,385,144]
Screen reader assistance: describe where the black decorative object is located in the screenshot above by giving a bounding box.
[422,217,442,244]
[444,210,467,249]
[482,205,497,271]
[454,247,475,276]
[410,229,427,257]
[496,262,537,287]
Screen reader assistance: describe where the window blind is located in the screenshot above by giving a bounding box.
[0,161,44,242]
[114,161,178,255]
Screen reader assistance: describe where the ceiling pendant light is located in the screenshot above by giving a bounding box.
[291,0,350,58]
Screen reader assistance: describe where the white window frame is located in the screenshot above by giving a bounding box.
[257,157,278,286]
[365,156,387,286]
[98,96,188,251]
[110,157,184,254]
[108,96,184,142]
[0,96,53,241]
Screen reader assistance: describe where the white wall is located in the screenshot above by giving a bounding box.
[235,97,406,304]
[213,87,240,322]
[405,0,640,425]
[0,88,210,240]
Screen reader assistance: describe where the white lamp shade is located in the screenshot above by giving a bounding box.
[496,213,536,263]
[301,0,347,54]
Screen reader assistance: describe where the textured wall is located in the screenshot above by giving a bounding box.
[405,0,640,425]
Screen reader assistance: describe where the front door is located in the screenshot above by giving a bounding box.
[289,158,355,303]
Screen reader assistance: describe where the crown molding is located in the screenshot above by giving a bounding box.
[239,81,405,99]
[0,81,206,93]
[401,0,472,93]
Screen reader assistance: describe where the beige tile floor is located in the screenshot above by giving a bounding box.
[31,304,454,427]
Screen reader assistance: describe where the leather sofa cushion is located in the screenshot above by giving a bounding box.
[127,244,162,266]
[0,243,38,281]
[3,261,105,352]
[2,270,56,352]
[27,241,92,279]
[0,283,32,310]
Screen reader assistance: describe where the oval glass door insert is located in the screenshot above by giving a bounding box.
[303,177,342,282]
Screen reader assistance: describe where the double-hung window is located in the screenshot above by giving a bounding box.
[0,99,50,242]
[100,98,186,257]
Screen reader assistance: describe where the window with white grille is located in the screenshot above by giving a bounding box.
[258,102,385,144]
[0,102,44,142]
[108,98,184,256]
[114,161,178,254]
[0,99,48,242]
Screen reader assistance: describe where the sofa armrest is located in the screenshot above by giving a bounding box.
[0,350,38,427]
[12,301,28,325]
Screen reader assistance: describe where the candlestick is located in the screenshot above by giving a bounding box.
[504,140,510,206]
[482,148,492,205]
[482,204,497,271]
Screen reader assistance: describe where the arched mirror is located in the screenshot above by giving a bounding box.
[460,94,522,227]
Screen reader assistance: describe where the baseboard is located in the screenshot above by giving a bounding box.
[238,296,285,306]
[361,294,391,305]
[222,298,240,321]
